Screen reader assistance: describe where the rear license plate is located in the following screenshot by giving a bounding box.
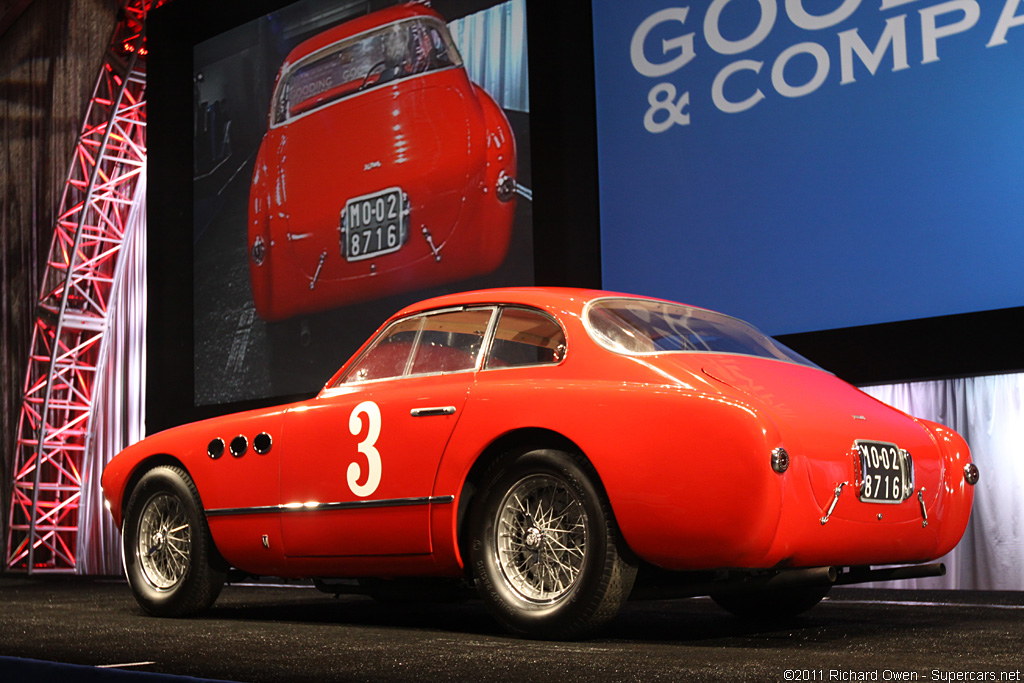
[341,187,406,262]
[856,440,914,504]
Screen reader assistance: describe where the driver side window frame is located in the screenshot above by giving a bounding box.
[337,306,497,385]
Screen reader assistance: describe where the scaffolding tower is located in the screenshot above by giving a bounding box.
[6,0,157,573]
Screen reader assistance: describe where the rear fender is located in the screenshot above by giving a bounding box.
[916,418,975,557]
[432,380,787,573]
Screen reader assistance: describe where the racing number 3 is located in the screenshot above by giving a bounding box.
[348,401,382,497]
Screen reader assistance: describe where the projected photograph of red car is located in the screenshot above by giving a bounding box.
[192,0,531,405]
[102,288,977,639]
[248,3,518,322]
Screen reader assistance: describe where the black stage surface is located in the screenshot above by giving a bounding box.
[1,577,1022,682]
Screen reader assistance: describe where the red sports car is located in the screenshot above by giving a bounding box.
[248,3,518,321]
[102,288,977,638]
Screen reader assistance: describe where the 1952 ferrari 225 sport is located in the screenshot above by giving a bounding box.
[248,3,518,321]
[102,288,977,639]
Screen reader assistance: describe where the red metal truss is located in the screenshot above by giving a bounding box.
[6,0,159,573]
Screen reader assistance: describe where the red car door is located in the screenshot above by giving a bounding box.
[278,373,471,558]
[278,306,493,557]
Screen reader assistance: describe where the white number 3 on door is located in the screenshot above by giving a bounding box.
[347,401,382,497]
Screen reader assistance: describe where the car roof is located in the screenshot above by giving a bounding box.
[390,287,675,320]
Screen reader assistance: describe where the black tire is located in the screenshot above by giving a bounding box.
[122,465,226,617]
[711,584,832,620]
[470,449,637,639]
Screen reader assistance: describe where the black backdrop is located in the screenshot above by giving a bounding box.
[147,0,1023,433]
[147,0,604,433]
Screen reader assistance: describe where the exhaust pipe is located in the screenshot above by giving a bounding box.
[835,563,946,586]
[629,563,944,600]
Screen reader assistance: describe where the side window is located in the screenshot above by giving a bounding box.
[485,308,566,369]
[408,308,492,375]
[341,317,422,383]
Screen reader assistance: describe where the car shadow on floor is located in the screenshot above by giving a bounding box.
[201,587,833,645]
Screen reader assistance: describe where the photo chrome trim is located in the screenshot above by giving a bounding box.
[205,494,455,517]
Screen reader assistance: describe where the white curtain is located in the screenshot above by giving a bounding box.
[449,0,529,113]
[75,166,147,575]
[861,373,1024,590]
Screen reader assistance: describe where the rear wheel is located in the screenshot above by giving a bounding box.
[122,465,226,616]
[470,449,637,639]
[711,584,832,620]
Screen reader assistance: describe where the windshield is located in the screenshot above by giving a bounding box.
[273,16,462,125]
[585,298,819,368]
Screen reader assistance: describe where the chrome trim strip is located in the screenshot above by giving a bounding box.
[477,305,502,372]
[917,488,929,528]
[819,481,848,525]
[205,494,455,518]
[410,406,457,417]
[309,250,327,290]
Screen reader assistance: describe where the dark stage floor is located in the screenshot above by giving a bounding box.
[1,577,1022,682]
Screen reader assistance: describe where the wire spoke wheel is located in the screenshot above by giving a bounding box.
[123,466,226,617]
[137,493,192,590]
[496,474,587,603]
[471,449,637,639]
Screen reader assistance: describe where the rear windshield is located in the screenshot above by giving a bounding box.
[585,298,818,367]
[273,16,462,125]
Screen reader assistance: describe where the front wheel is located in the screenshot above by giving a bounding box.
[470,449,637,639]
[122,465,226,617]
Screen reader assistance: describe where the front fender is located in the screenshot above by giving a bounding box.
[101,407,288,537]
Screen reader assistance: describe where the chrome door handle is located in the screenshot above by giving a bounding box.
[410,406,457,417]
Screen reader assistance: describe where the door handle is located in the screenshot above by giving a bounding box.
[410,406,457,417]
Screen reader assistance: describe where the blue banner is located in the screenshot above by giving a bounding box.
[592,0,1024,333]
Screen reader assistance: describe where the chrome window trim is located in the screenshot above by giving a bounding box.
[480,305,568,372]
[336,305,497,386]
[475,307,502,372]
[205,494,455,518]
[401,315,428,377]
[478,359,567,372]
[333,303,570,389]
